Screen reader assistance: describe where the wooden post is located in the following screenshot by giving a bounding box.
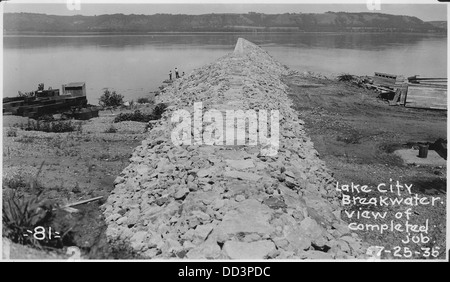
[399,82,408,105]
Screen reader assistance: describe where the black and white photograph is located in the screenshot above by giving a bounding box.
[0,0,447,264]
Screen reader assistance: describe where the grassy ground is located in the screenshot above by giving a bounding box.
[2,105,154,259]
[284,74,447,260]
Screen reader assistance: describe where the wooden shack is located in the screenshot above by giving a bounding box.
[372,72,405,89]
[62,82,86,97]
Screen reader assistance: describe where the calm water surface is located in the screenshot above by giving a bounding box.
[3,32,447,103]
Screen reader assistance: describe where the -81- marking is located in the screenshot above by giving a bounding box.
[24,226,61,241]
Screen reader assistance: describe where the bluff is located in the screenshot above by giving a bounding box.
[102,38,368,259]
[4,12,443,33]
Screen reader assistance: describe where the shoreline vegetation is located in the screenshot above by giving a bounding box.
[3,12,446,34]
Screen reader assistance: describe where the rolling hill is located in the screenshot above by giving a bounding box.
[3,12,445,33]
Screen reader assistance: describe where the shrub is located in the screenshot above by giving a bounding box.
[36,115,55,122]
[114,110,152,123]
[50,121,76,133]
[113,103,167,123]
[99,89,124,108]
[19,120,77,133]
[18,91,35,98]
[17,136,34,144]
[336,133,361,144]
[104,124,117,133]
[337,74,355,82]
[76,121,83,134]
[137,97,150,104]
[152,103,167,119]
[3,172,31,191]
[6,127,17,137]
[3,162,45,192]
[144,123,153,133]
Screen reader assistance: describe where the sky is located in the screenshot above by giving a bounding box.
[1,1,448,22]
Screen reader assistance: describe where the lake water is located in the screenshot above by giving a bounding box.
[3,32,447,103]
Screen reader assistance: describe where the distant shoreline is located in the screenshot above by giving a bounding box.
[4,12,445,34]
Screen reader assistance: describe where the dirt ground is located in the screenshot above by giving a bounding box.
[284,74,447,259]
[2,105,154,259]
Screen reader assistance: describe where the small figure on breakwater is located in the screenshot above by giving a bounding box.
[182,72,185,77]
[169,70,172,81]
[175,68,180,79]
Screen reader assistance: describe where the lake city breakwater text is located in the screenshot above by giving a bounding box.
[336,180,442,206]
[336,180,443,247]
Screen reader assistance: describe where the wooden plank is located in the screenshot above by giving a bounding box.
[409,82,447,86]
[63,196,104,208]
[399,83,409,105]
[413,80,448,84]
[405,101,447,106]
[407,95,447,100]
[405,103,447,110]
[408,86,447,94]
[372,76,397,88]
[389,88,402,106]
[409,77,447,81]
[410,83,447,88]
[405,83,447,110]
[366,84,394,92]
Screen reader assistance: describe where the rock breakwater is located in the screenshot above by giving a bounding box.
[102,38,368,259]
